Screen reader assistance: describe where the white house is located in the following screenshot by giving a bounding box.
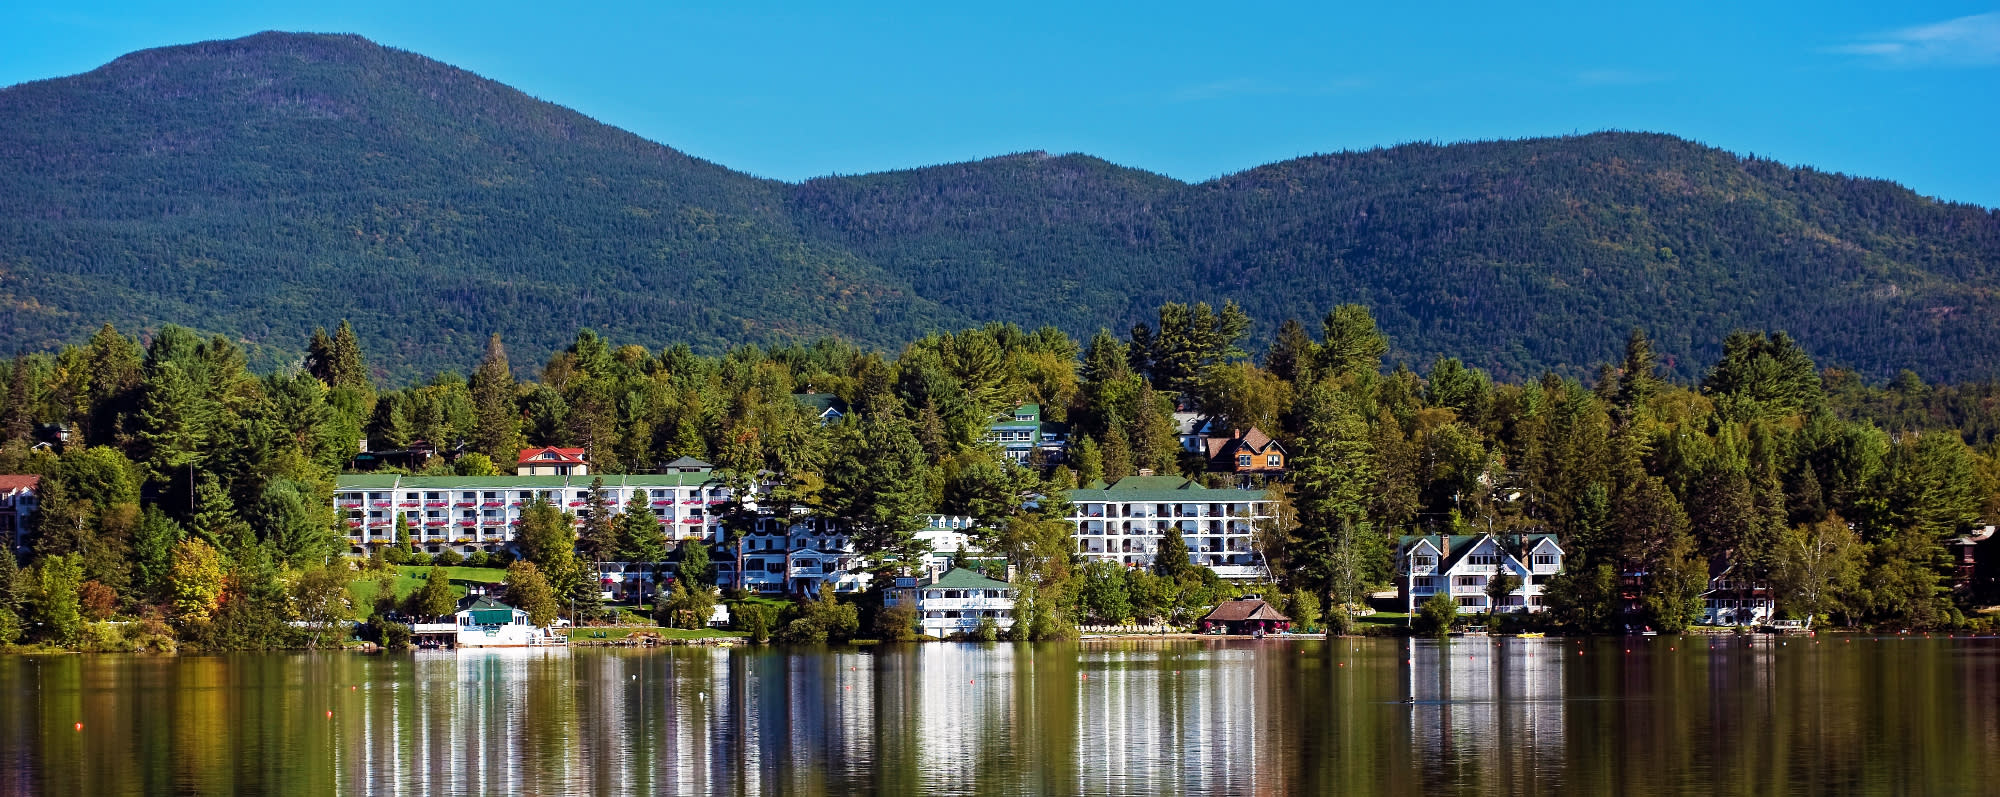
[886,568,1016,638]
[0,475,39,555]
[1395,533,1564,614]
[1069,475,1272,580]
[1700,560,1775,626]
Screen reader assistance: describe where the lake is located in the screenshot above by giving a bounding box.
[3,636,1997,795]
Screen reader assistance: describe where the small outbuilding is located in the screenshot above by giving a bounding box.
[1200,598,1291,635]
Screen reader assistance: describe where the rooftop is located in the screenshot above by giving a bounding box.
[925,567,1014,591]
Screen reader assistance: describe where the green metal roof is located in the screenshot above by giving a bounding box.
[926,568,1013,591]
[335,473,721,491]
[1103,475,1201,492]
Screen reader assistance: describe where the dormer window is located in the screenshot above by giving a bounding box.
[1237,454,1252,467]
[1265,454,1280,466]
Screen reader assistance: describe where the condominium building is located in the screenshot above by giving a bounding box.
[1068,475,1272,580]
[332,467,738,557]
[723,513,985,595]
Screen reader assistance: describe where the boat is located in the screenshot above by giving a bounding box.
[1514,632,1546,638]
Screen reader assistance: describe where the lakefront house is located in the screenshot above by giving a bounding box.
[886,568,1017,638]
[1394,533,1565,614]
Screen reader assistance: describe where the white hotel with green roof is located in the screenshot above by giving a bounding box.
[1068,475,1273,580]
[333,471,737,557]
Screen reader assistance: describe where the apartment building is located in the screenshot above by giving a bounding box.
[1068,475,1273,580]
[332,468,738,557]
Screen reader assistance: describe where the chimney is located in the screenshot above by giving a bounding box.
[1234,428,1245,439]
[1440,535,1450,556]
[1137,468,1155,477]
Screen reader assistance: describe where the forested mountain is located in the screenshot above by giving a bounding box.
[4,32,1999,382]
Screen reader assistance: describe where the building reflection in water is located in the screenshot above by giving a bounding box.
[7,637,2000,796]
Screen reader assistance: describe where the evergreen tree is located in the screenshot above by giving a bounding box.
[29,554,85,647]
[1315,305,1388,382]
[822,414,933,574]
[1285,383,1379,607]
[1152,527,1194,581]
[1264,318,1315,383]
[578,477,617,563]
[2,354,35,444]
[328,320,370,394]
[676,538,714,587]
[614,489,666,563]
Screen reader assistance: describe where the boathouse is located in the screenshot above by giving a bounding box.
[1200,598,1291,635]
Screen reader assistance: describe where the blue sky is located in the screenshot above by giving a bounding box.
[5,1,1999,206]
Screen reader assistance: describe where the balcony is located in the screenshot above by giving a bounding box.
[425,501,447,508]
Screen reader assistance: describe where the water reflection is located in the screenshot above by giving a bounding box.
[3,637,1999,795]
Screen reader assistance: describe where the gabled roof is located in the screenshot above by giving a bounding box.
[517,447,587,465]
[457,595,515,612]
[793,393,847,415]
[1072,475,1269,503]
[662,456,712,471]
[1201,598,1290,623]
[0,475,43,492]
[925,568,1013,591]
[1397,533,1561,574]
[1206,428,1287,467]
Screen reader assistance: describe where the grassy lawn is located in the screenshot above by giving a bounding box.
[345,565,509,619]
[564,626,747,641]
[1357,611,1412,629]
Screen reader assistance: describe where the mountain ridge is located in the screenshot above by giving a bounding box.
[3,32,1997,382]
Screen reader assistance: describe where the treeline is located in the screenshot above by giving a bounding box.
[3,300,2000,650]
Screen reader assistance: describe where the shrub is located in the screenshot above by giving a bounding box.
[466,550,491,567]
[435,548,464,567]
[1417,593,1459,637]
[974,616,1000,642]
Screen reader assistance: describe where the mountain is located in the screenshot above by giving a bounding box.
[4,32,1999,382]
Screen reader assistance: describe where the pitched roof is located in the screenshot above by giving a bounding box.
[0,475,41,492]
[792,393,847,414]
[517,447,588,465]
[926,568,1013,591]
[1201,598,1290,623]
[662,456,713,470]
[1072,475,1269,503]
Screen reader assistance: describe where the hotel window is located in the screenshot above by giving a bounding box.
[1453,575,1483,587]
[1266,454,1280,466]
[1413,576,1434,588]
[1533,554,1557,566]
[1468,554,1501,566]
[1412,555,1435,567]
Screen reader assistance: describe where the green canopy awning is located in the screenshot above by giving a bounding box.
[469,609,514,625]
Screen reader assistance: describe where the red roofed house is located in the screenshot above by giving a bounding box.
[0,475,39,554]
[1204,427,1287,475]
[516,447,590,477]
[1200,597,1291,635]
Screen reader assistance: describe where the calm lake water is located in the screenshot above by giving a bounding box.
[3,636,1998,795]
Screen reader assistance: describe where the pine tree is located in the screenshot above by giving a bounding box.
[3,353,33,443]
[822,413,932,574]
[328,321,370,394]
[578,477,616,563]
[1264,318,1315,383]
[469,334,522,463]
[614,489,666,563]
[305,327,336,385]
[1153,526,1194,581]
[1285,382,1379,607]
[1316,305,1388,382]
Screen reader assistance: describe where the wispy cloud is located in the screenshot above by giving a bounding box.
[1167,77,1368,103]
[1573,69,1671,87]
[1830,11,2000,66]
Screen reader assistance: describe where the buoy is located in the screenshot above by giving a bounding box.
[74,723,82,731]
[325,711,332,718]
